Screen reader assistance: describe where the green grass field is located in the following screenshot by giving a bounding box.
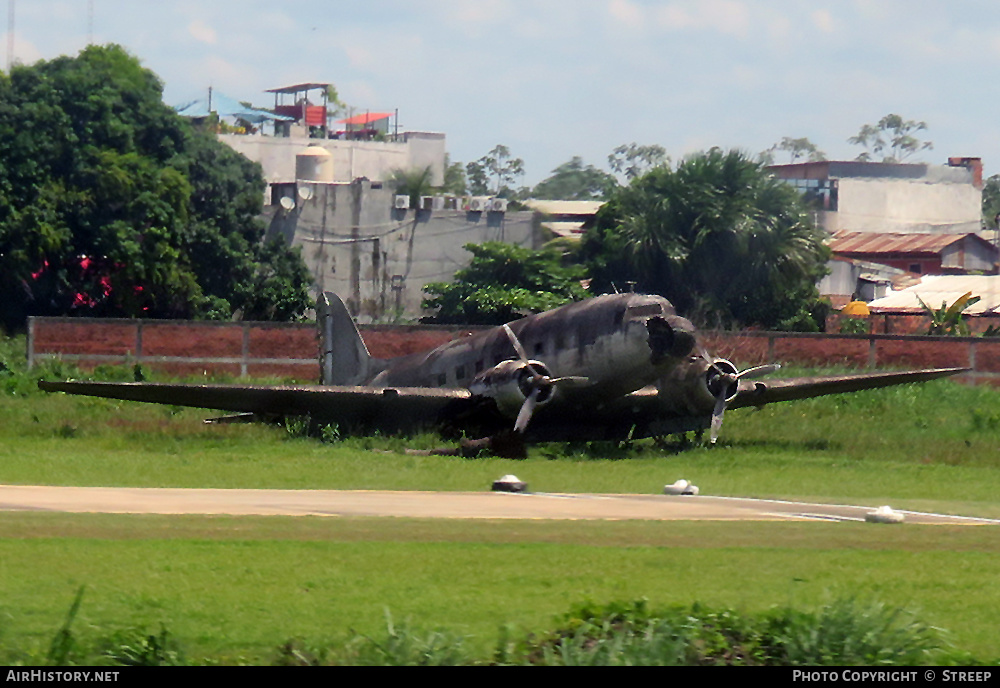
[1,342,999,664]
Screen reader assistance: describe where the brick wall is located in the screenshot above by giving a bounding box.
[28,317,999,385]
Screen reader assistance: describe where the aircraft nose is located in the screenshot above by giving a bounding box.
[646,315,697,363]
[666,315,697,358]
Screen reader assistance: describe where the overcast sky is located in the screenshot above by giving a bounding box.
[5,0,1000,186]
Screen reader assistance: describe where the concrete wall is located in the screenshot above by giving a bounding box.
[219,133,446,185]
[825,178,982,234]
[264,180,536,322]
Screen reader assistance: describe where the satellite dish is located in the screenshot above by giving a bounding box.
[298,185,314,201]
[280,196,296,211]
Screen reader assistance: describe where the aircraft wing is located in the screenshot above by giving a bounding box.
[38,381,480,434]
[726,367,968,409]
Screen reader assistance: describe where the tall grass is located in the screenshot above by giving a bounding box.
[4,593,971,666]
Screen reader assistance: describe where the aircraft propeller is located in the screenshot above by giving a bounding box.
[698,345,779,444]
[502,324,589,433]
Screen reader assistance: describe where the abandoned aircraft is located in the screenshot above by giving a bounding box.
[39,292,964,448]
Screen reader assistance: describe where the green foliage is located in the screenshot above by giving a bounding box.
[422,242,589,324]
[465,144,524,196]
[103,626,186,666]
[839,317,870,334]
[337,612,473,666]
[848,114,933,163]
[389,166,434,208]
[0,44,310,331]
[531,156,617,200]
[441,154,467,195]
[511,597,942,666]
[764,598,941,666]
[761,136,826,165]
[917,291,980,336]
[982,174,1000,227]
[607,143,669,182]
[580,148,830,330]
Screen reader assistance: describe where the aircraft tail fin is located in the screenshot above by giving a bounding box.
[317,292,380,385]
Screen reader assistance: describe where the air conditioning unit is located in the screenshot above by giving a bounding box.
[489,198,508,213]
[420,196,434,211]
[394,195,410,209]
[468,197,488,212]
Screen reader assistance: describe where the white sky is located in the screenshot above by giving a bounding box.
[5,0,1000,186]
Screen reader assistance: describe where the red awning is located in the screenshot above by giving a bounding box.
[337,112,392,126]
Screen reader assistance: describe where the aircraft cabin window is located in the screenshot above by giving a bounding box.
[474,360,484,374]
[437,373,447,386]
[456,365,466,380]
[534,342,545,356]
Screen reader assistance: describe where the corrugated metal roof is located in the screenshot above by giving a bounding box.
[829,231,972,255]
[541,221,586,238]
[867,275,1000,314]
[524,200,604,215]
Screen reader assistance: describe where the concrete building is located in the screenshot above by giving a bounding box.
[264,177,534,322]
[221,131,446,187]
[768,157,983,235]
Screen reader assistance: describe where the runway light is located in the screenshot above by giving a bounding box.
[865,505,905,524]
[663,479,699,496]
[492,474,528,493]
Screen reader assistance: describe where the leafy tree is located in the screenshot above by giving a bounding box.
[531,156,617,200]
[760,137,826,165]
[465,144,524,196]
[579,148,830,331]
[848,114,933,163]
[0,44,311,331]
[982,174,1000,228]
[441,154,467,195]
[422,242,589,325]
[608,143,669,181]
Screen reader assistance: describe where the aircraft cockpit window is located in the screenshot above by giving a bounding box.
[626,304,662,318]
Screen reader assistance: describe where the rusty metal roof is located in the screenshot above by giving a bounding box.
[867,275,1000,314]
[828,231,980,256]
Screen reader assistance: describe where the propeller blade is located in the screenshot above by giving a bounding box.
[548,376,591,388]
[709,391,727,444]
[503,324,529,362]
[514,387,541,433]
[736,364,781,380]
[708,363,779,445]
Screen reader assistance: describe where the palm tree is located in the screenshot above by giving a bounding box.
[389,166,434,209]
[580,149,829,330]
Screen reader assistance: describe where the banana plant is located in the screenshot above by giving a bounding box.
[916,291,981,336]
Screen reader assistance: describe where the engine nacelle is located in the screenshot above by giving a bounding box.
[705,358,740,404]
[468,359,555,419]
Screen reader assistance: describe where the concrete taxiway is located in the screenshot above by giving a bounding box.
[0,485,996,525]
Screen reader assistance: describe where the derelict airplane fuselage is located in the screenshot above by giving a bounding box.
[40,292,965,445]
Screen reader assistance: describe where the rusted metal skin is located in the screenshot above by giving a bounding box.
[372,293,696,408]
[36,287,967,445]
